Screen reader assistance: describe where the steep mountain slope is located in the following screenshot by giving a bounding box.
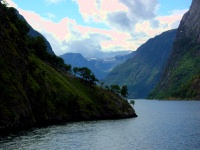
[104,29,177,98]
[0,4,136,134]
[16,9,55,55]
[148,0,200,100]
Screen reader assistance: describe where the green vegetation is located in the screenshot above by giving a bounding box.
[104,29,177,98]
[73,67,99,84]
[110,84,121,94]
[27,36,72,73]
[121,85,128,98]
[148,0,200,100]
[101,84,129,98]
[0,4,136,133]
[129,100,135,105]
[148,37,200,100]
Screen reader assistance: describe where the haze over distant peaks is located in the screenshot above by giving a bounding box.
[60,52,136,80]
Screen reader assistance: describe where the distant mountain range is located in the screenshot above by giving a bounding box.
[87,52,136,73]
[67,50,132,59]
[91,50,133,59]
[148,0,200,100]
[103,29,177,98]
[60,52,135,80]
[60,53,104,79]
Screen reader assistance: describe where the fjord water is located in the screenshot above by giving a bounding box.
[1,100,200,150]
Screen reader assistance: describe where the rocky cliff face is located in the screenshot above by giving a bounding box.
[177,0,200,42]
[148,0,200,100]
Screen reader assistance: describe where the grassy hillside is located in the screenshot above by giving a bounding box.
[0,4,136,134]
[148,0,200,100]
[104,29,177,98]
[148,37,200,100]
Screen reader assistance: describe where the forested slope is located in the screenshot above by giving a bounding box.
[104,29,177,98]
[148,0,200,100]
[0,4,136,134]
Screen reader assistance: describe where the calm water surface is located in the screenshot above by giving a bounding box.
[1,100,200,150]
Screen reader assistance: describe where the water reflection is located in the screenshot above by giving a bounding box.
[1,100,200,150]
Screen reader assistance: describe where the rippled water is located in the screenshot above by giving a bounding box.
[1,100,200,150]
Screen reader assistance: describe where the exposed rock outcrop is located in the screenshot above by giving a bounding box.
[148,0,200,100]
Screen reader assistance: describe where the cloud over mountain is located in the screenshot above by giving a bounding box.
[6,0,188,58]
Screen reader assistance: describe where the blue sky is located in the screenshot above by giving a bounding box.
[157,0,192,15]
[7,0,192,57]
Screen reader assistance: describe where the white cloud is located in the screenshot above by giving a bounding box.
[6,0,188,58]
[47,13,56,19]
[6,0,18,8]
[45,0,65,4]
